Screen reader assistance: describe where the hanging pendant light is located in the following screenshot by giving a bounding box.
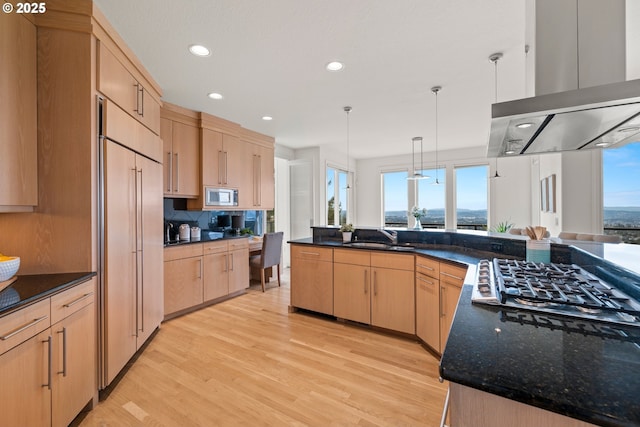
[408,137,428,180]
[489,52,503,179]
[431,86,442,185]
[344,106,352,189]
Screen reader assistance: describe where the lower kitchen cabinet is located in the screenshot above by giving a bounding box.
[415,255,466,353]
[333,249,415,334]
[165,239,250,318]
[164,244,204,316]
[290,245,334,315]
[0,278,96,427]
[228,239,250,293]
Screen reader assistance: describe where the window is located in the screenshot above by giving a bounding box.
[455,165,488,230]
[417,168,446,228]
[327,166,349,226]
[382,171,408,227]
[603,142,640,244]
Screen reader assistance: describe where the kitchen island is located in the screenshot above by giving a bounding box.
[293,227,640,427]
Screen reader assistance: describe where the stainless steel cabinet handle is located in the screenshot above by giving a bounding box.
[63,292,94,308]
[218,150,223,184]
[364,270,367,293]
[230,253,234,271]
[300,251,320,256]
[440,286,446,318]
[57,327,67,377]
[441,272,464,281]
[43,335,52,389]
[223,151,229,184]
[224,254,228,272]
[174,153,179,191]
[0,315,48,340]
[439,387,450,427]
[373,271,377,296]
[197,259,202,279]
[139,85,144,116]
[417,276,435,286]
[166,152,172,192]
[417,263,434,271]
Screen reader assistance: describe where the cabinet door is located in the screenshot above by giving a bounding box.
[164,256,203,316]
[439,281,462,352]
[0,12,37,209]
[416,273,440,351]
[97,42,137,118]
[201,128,223,186]
[334,263,370,324]
[228,247,249,293]
[171,122,200,197]
[252,144,275,209]
[137,155,164,347]
[136,88,161,135]
[204,252,229,301]
[291,257,333,315]
[223,134,249,190]
[52,302,95,427]
[104,141,137,385]
[161,118,173,194]
[371,268,415,334]
[0,329,52,427]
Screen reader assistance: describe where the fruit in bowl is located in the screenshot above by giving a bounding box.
[0,254,20,282]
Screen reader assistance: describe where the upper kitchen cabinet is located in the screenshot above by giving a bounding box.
[97,41,161,135]
[240,128,275,210]
[161,103,200,198]
[0,12,37,212]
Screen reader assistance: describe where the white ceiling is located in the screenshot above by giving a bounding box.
[93,0,527,159]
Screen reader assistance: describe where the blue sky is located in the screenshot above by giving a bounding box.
[603,142,640,207]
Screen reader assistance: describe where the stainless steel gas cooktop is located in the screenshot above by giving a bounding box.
[472,259,640,327]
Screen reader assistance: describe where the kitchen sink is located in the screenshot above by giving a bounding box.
[343,242,415,251]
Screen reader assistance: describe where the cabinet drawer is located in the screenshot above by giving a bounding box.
[228,238,249,251]
[291,245,333,262]
[164,243,203,261]
[440,262,468,287]
[51,278,95,325]
[203,240,228,254]
[416,272,438,288]
[416,256,440,279]
[334,248,370,266]
[0,298,50,355]
[371,252,414,271]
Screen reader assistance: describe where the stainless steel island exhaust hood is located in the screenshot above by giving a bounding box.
[487,77,640,157]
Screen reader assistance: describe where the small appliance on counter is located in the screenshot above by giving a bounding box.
[179,223,191,241]
[230,214,244,235]
[190,226,201,240]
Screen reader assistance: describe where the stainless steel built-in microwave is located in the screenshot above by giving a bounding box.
[205,187,238,207]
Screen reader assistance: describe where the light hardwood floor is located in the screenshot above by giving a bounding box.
[80,269,448,426]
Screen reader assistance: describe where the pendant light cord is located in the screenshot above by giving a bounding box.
[344,106,352,188]
[489,52,503,178]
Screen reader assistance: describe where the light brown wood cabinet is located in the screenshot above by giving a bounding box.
[290,245,334,315]
[415,255,466,353]
[97,41,161,135]
[165,239,249,318]
[0,12,37,211]
[333,249,415,334]
[161,115,200,198]
[249,143,275,209]
[164,244,204,316]
[0,279,96,427]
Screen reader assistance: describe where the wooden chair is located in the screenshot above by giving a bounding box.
[249,232,284,292]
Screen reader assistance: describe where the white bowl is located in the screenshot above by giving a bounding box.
[0,257,20,282]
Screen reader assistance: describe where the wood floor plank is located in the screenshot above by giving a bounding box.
[79,269,448,426]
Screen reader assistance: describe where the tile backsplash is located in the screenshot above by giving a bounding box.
[163,198,263,234]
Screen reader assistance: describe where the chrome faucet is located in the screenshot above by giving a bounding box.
[378,229,398,245]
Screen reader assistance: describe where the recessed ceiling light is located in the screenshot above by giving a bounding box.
[207,92,223,100]
[189,44,211,57]
[516,122,533,129]
[326,61,344,72]
[262,116,273,121]
[595,142,610,147]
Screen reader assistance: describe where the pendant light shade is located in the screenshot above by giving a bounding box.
[489,52,503,179]
[408,137,429,180]
[431,86,442,185]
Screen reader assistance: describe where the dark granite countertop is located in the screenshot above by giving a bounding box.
[0,272,96,317]
[164,234,249,248]
[440,285,640,427]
